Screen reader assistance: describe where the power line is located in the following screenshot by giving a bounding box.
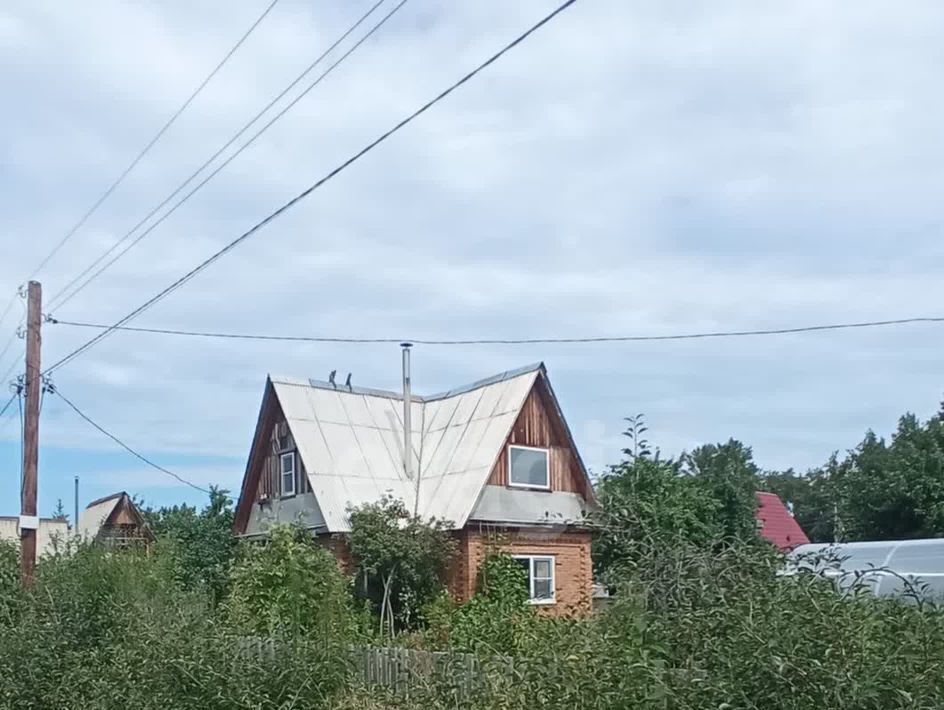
[51,385,210,494]
[0,392,16,419]
[47,315,944,345]
[0,288,27,380]
[28,0,282,283]
[43,0,582,375]
[47,0,399,312]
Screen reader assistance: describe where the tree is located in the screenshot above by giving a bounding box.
[222,524,356,638]
[682,439,759,542]
[50,499,69,525]
[595,420,768,584]
[832,411,944,540]
[595,456,722,580]
[760,464,838,543]
[347,496,456,636]
[140,486,236,602]
[621,413,652,462]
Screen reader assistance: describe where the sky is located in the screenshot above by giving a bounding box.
[0,0,942,519]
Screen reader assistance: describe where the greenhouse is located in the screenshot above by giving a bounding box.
[786,538,944,601]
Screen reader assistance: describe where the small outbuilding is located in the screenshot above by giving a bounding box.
[78,492,153,547]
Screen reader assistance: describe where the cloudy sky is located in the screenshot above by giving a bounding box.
[1,0,942,518]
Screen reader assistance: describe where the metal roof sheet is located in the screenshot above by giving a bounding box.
[469,487,590,526]
[269,364,542,531]
[78,494,122,540]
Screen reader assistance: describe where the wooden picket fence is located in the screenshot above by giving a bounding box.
[238,638,512,695]
[356,645,513,694]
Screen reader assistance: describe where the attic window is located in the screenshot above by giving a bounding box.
[280,452,296,497]
[508,445,550,490]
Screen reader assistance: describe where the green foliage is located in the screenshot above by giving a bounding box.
[347,496,456,635]
[51,498,68,523]
[835,412,944,540]
[596,456,722,578]
[0,535,353,709]
[0,540,20,621]
[760,463,838,542]
[682,438,760,541]
[223,524,357,639]
[141,486,236,602]
[448,550,535,654]
[595,423,759,582]
[760,407,944,542]
[350,540,944,710]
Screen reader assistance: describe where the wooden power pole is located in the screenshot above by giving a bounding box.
[20,280,41,586]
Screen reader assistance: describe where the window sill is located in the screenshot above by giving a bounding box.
[528,598,556,606]
[507,483,552,492]
[280,493,297,500]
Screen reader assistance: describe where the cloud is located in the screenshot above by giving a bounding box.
[1,0,943,512]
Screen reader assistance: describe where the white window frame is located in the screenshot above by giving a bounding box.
[507,444,551,490]
[513,554,556,605]
[280,451,296,497]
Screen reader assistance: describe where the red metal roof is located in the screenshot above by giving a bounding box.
[756,492,809,551]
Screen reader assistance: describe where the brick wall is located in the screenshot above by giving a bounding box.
[451,526,593,616]
[316,526,593,617]
[317,535,354,575]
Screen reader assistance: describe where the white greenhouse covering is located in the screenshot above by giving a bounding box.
[786,539,944,601]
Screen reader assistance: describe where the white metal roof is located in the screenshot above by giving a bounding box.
[77,493,123,540]
[270,364,543,531]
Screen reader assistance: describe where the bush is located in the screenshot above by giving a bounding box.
[223,524,360,640]
[0,533,354,709]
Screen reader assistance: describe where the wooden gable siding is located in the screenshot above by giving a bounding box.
[108,499,138,526]
[255,415,310,501]
[487,376,589,499]
[234,383,310,534]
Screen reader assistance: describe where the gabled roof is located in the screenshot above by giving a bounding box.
[261,362,591,532]
[756,492,810,552]
[78,491,149,541]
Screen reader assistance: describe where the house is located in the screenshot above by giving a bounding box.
[233,361,597,615]
[756,491,809,552]
[78,492,153,546]
[0,516,69,557]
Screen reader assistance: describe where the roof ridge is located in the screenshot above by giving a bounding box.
[270,362,545,402]
[85,491,126,509]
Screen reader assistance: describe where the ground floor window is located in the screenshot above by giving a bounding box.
[513,554,555,604]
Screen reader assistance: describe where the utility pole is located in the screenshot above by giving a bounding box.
[20,280,41,586]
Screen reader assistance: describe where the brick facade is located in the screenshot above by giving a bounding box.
[450,526,593,616]
[316,525,592,617]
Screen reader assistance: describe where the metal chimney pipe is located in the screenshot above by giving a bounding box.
[73,475,79,532]
[401,343,413,479]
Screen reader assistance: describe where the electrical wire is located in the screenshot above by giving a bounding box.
[0,328,21,372]
[27,0,282,282]
[0,354,23,397]
[43,0,582,374]
[0,392,16,419]
[52,386,210,494]
[47,0,399,312]
[0,288,28,383]
[47,315,944,345]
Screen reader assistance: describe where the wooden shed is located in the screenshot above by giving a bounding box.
[78,491,153,547]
